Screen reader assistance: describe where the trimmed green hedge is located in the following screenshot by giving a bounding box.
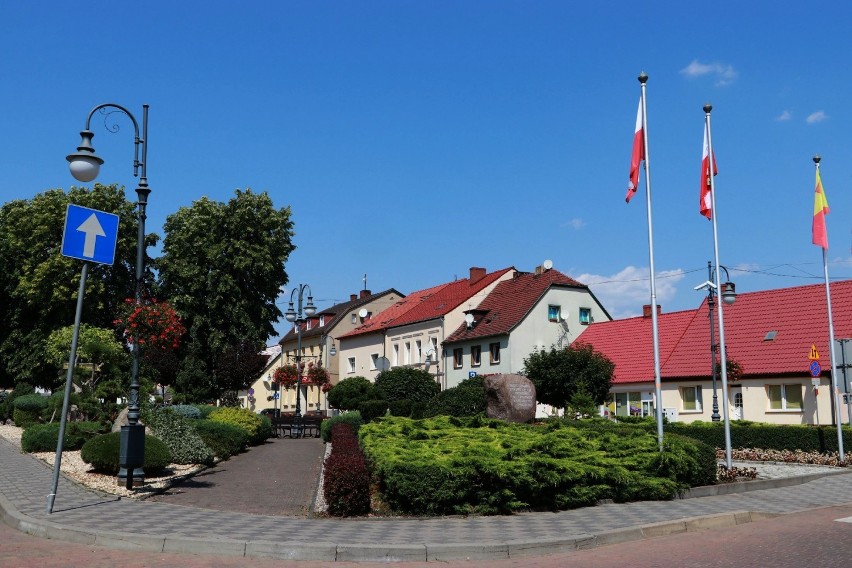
[666,421,852,454]
[145,410,214,465]
[359,416,715,516]
[193,420,249,459]
[320,411,364,442]
[21,421,105,453]
[209,407,267,445]
[80,432,172,475]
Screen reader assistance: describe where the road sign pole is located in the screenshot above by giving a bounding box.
[47,262,89,514]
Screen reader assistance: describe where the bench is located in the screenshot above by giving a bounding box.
[272,414,323,439]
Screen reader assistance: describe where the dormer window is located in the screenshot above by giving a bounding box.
[320,315,325,327]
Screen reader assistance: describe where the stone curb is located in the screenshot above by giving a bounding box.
[681,467,852,498]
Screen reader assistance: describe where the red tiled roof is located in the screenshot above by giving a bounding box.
[340,268,514,339]
[575,309,697,384]
[577,280,852,384]
[443,269,591,343]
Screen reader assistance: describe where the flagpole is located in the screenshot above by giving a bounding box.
[704,104,733,469]
[814,155,844,461]
[638,72,665,451]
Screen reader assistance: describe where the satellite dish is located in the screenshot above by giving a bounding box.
[358,308,368,318]
[376,356,390,371]
[464,313,474,328]
[543,259,553,270]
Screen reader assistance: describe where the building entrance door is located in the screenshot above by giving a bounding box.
[731,388,743,420]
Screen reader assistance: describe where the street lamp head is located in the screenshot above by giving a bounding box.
[329,342,337,356]
[304,296,317,317]
[66,130,104,182]
[721,281,737,305]
[285,303,297,322]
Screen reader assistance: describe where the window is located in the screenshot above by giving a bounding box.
[393,344,399,367]
[579,308,592,325]
[453,348,463,369]
[416,340,422,363]
[370,353,379,370]
[614,392,643,417]
[347,357,356,374]
[681,386,703,412]
[471,345,481,367]
[351,313,357,324]
[489,342,500,364]
[306,319,312,330]
[404,342,411,364]
[768,384,803,410]
[319,315,325,327]
[548,305,561,322]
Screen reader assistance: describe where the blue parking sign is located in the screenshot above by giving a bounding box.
[61,204,120,265]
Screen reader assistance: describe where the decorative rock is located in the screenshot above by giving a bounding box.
[111,407,149,434]
[484,374,536,423]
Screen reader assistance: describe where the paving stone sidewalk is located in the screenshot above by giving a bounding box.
[2,435,852,562]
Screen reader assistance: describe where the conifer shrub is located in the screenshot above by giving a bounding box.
[145,409,214,465]
[12,394,48,427]
[388,399,413,417]
[323,423,371,516]
[164,404,202,420]
[326,376,376,411]
[21,421,104,453]
[320,411,363,442]
[209,406,267,445]
[374,367,439,403]
[193,419,249,459]
[193,404,218,419]
[80,431,172,475]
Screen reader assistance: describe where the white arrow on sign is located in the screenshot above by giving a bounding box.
[77,213,106,258]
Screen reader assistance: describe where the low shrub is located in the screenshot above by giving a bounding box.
[327,376,375,411]
[209,407,267,445]
[80,432,172,475]
[424,376,486,418]
[145,409,214,465]
[388,399,413,417]
[0,383,35,421]
[255,414,273,443]
[323,423,371,516]
[45,391,81,422]
[193,404,218,419]
[320,411,364,442]
[21,421,105,453]
[193,420,249,459]
[668,421,852,454]
[358,399,389,423]
[13,394,48,427]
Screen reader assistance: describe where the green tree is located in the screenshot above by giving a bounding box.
[522,343,614,410]
[45,324,127,391]
[374,367,440,403]
[157,189,295,400]
[0,184,154,389]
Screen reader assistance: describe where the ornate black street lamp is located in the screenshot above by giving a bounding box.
[696,261,737,422]
[67,103,150,488]
[285,284,316,436]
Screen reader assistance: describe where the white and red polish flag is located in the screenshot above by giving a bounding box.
[699,123,717,219]
[626,98,644,203]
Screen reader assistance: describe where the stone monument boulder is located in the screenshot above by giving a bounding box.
[484,374,536,423]
[111,407,151,435]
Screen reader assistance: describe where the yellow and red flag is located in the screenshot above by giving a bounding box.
[812,168,829,248]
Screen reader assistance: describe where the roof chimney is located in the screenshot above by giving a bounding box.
[642,304,662,318]
[360,289,371,299]
[350,294,357,301]
[469,267,486,285]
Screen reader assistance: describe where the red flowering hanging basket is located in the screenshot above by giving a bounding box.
[114,298,186,351]
[273,364,301,389]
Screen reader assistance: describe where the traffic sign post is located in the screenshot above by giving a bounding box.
[49,205,120,513]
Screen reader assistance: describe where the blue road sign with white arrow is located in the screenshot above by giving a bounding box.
[61,204,120,265]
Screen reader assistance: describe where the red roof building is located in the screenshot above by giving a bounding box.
[442,267,611,389]
[576,280,852,425]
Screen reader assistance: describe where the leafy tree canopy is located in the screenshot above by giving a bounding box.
[157,189,294,399]
[45,324,127,390]
[522,343,614,409]
[327,376,375,411]
[0,184,155,388]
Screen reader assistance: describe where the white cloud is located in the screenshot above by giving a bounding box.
[560,218,586,230]
[680,59,738,86]
[776,110,792,121]
[572,266,686,320]
[806,111,828,124]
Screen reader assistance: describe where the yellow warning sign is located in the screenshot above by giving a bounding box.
[808,345,820,361]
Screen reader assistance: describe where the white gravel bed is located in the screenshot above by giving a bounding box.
[0,423,202,499]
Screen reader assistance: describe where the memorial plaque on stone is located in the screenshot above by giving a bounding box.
[484,374,536,423]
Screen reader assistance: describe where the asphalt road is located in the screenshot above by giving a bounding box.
[3,503,851,567]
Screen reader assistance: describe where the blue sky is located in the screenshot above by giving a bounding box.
[2,1,851,341]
